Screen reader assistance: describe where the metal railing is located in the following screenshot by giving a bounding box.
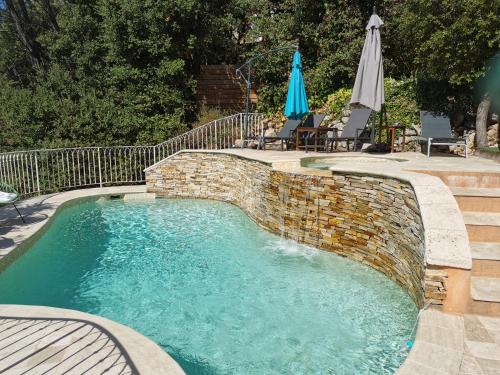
[0,113,264,196]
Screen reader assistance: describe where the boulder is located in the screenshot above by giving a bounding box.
[264,128,277,138]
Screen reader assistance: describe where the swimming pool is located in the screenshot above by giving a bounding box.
[0,198,417,374]
[302,156,408,170]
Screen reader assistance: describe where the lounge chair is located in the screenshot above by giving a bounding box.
[0,182,25,223]
[261,119,302,151]
[419,111,468,158]
[301,114,326,128]
[327,108,373,151]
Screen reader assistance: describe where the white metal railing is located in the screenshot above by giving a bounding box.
[0,113,264,196]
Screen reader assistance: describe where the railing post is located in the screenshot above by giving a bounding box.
[34,152,41,195]
[97,147,103,188]
[215,120,218,149]
[153,146,157,164]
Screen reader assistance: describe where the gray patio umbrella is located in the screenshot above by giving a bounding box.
[350,10,385,143]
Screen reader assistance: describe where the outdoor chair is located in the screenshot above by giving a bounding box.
[326,108,373,151]
[419,111,468,158]
[0,182,25,223]
[301,114,326,128]
[261,119,302,151]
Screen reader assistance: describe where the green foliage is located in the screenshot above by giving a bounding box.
[324,88,352,120]
[0,0,249,151]
[322,79,419,127]
[384,78,419,126]
[193,105,231,128]
[1,0,499,151]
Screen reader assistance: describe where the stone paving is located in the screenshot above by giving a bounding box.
[0,317,135,374]
[461,314,500,374]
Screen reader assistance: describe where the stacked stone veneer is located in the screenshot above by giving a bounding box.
[146,152,426,306]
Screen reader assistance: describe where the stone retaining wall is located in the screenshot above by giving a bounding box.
[146,152,427,306]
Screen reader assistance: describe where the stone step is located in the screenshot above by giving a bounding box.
[471,242,500,260]
[414,171,500,188]
[463,212,500,226]
[451,187,500,197]
[464,212,500,242]
[472,259,500,277]
[471,243,500,277]
[471,277,500,303]
[451,188,500,212]
[467,299,500,316]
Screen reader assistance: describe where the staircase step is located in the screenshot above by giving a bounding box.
[472,260,500,277]
[464,213,500,242]
[414,171,500,188]
[450,187,500,197]
[467,300,500,316]
[463,212,500,226]
[471,277,500,303]
[470,242,500,260]
[452,188,500,212]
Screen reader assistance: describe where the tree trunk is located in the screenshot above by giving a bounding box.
[39,0,59,31]
[5,0,45,69]
[476,94,491,148]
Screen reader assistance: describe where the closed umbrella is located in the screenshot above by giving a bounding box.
[350,10,385,143]
[284,51,309,120]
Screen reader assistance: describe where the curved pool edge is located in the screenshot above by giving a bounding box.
[0,186,186,374]
[0,304,185,375]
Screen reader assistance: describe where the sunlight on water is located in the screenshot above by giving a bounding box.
[0,198,417,374]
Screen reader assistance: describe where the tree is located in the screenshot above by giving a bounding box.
[388,0,500,132]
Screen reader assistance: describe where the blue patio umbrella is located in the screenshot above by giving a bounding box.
[284,51,309,120]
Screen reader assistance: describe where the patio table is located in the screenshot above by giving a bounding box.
[382,124,406,153]
[295,127,336,152]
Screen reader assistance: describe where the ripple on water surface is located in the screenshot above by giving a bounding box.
[0,198,417,374]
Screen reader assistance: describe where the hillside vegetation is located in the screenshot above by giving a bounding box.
[0,0,498,150]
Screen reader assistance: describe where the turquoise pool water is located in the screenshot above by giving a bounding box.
[0,198,417,374]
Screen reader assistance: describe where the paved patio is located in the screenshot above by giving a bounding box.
[0,316,135,374]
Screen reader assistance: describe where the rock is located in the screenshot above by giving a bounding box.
[412,124,421,136]
[234,139,244,148]
[264,128,277,138]
[487,123,498,147]
[342,109,352,117]
[341,116,350,124]
[360,143,372,151]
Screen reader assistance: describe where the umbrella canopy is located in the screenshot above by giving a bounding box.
[350,13,385,112]
[284,51,309,120]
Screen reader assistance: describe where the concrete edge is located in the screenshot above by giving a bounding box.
[0,304,185,375]
[143,150,274,173]
[396,309,465,375]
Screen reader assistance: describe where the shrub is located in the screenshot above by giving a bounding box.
[318,78,419,127]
